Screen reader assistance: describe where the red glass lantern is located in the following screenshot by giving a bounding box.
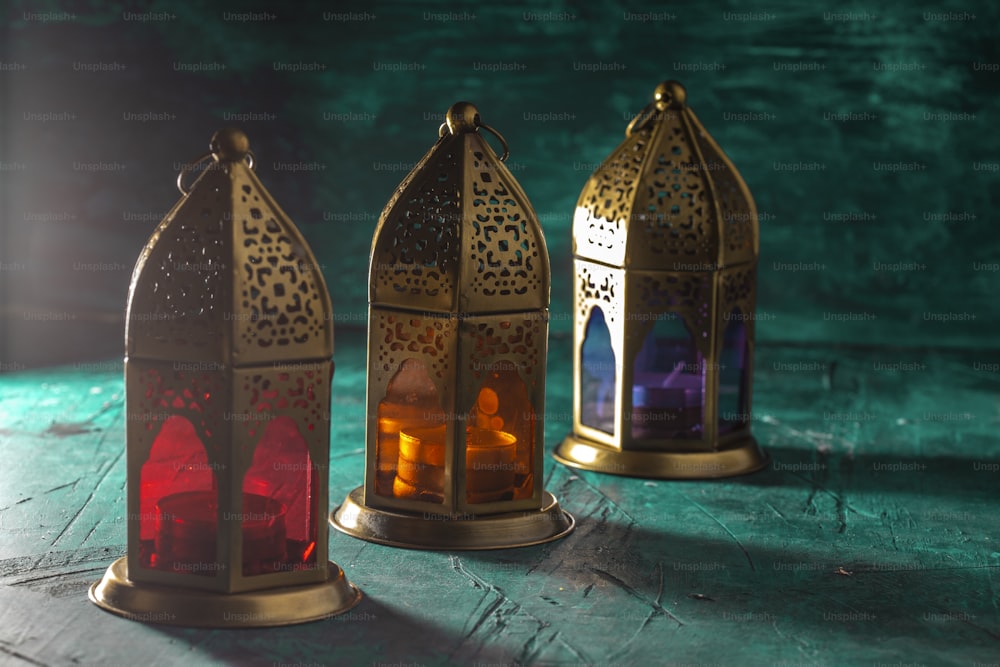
[89,129,360,626]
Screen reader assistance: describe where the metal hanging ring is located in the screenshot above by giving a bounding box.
[478,123,509,162]
[625,101,657,137]
[438,120,509,162]
[176,151,255,195]
[176,153,213,195]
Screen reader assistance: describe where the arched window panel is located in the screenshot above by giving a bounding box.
[718,310,750,435]
[465,366,534,504]
[139,415,217,576]
[378,358,447,503]
[241,416,315,576]
[631,313,704,440]
[579,306,616,435]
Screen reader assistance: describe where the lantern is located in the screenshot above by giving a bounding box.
[331,103,575,549]
[554,81,768,479]
[89,129,361,627]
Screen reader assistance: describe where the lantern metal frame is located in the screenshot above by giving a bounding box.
[331,103,574,549]
[89,129,361,627]
[554,81,768,479]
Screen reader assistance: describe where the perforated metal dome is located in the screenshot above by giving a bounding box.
[573,80,758,272]
[127,129,333,365]
[370,102,549,315]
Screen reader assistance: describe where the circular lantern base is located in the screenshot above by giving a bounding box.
[330,487,575,550]
[89,557,362,627]
[554,433,768,479]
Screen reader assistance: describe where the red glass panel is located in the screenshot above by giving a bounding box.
[138,415,217,575]
[241,416,316,575]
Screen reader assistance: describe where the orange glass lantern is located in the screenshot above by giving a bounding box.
[554,81,768,479]
[89,129,361,627]
[332,103,574,549]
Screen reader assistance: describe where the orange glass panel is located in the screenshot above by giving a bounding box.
[466,366,534,503]
[376,358,446,501]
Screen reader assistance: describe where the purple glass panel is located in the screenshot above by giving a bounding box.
[631,313,704,439]
[718,311,749,435]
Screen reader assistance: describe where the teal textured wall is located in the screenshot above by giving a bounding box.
[2,0,998,367]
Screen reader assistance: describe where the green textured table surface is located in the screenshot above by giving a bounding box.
[1,329,998,667]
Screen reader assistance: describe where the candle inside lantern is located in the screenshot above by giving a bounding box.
[465,427,518,503]
[632,333,705,438]
[393,425,517,504]
[153,490,287,576]
[394,425,446,502]
[376,406,445,496]
[632,373,703,438]
[375,359,447,496]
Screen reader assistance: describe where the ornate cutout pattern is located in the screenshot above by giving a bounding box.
[721,266,755,307]
[236,366,330,457]
[574,106,757,271]
[372,136,547,313]
[129,165,330,361]
[694,133,755,264]
[469,317,543,380]
[373,311,453,380]
[129,178,228,355]
[630,120,715,263]
[131,366,224,462]
[468,150,543,300]
[235,179,326,351]
[574,129,650,262]
[577,263,623,327]
[372,149,460,303]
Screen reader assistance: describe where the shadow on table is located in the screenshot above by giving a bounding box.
[150,594,511,667]
[729,443,1000,500]
[456,519,1000,664]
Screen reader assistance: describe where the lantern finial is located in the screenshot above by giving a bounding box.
[209,127,250,162]
[445,102,481,134]
[654,80,686,109]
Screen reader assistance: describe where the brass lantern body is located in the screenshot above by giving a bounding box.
[89,129,361,627]
[554,81,768,479]
[332,103,574,549]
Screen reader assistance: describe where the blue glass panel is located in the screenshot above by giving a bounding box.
[580,307,615,435]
